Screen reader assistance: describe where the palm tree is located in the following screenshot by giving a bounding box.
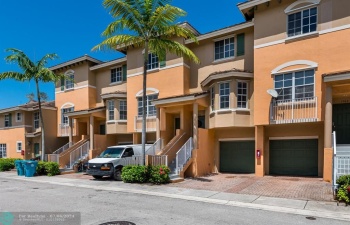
[93,0,200,165]
[0,48,62,161]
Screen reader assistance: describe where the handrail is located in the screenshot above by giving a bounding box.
[163,133,186,155]
[52,142,72,155]
[146,138,162,156]
[332,131,337,190]
[175,137,193,174]
[68,141,90,169]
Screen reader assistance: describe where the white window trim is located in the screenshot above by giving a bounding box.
[64,70,75,90]
[34,112,40,129]
[147,53,159,71]
[16,141,22,153]
[219,82,230,109]
[0,143,7,158]
[284,0,320,14]
[271,60,318,74]
[119,100,127,120]
[212,34,235,42]
[273,69,316,100]
[15,112,22,122]
[108,100,115,121]
[137,94,158,118]
[210,86,215,112]
[110,66,123,84]
[285,4,318,38]
[214,36,235,62]
[237,81,249,109]
[4,114,10,127]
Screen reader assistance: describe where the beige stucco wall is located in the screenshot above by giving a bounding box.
[254,0,350,46]
[0,127,24,159]
[188,26,254,92]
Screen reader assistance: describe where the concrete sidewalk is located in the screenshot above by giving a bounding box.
[0,172,349,222]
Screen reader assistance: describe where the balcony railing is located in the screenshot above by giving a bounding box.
[58,122,76,137]
[270,97,318,124]
[134,116,156,132]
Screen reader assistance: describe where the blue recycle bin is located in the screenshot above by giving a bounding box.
[15,160,24,176]
[23,161,38,177]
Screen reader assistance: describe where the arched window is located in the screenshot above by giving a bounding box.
[285,0,320,37]
[136,88,159,117]
[60,103,75,125]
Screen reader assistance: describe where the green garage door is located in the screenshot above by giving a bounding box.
[220,141,255,173]
[270,139,318,176]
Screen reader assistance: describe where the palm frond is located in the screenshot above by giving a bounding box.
[92,34,144,51]
[5,48,36,74]
[37,68,63,83]
[37,53,59,70]
[149,39,200,64]
[159,25,198,44]
[101,18,143,37]
[148,5,186,34]
[103,0,145,37]
[0,71,27,81]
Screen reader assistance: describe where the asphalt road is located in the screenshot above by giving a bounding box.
[0,178,348,225]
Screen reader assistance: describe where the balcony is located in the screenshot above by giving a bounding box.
[58,122,76,137]
[270,97,318,124]
[134,116,156,132]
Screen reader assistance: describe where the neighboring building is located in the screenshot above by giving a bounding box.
[1,0,348,182]
[0,100,62,159]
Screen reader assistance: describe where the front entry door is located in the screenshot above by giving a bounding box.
[174,117,180,135]
[34,143,40,157]
[333,103,350,144]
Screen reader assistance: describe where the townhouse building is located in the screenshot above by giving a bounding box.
[0,100,63,159]
[1,0,348,182]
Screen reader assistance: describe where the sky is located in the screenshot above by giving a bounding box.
[0,0,246,109]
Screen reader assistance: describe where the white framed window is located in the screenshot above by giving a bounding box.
[215,37,234,61]
[108,100,115,121]
[119,100,127,120]
[137,94,158,117]
[34,112,40,129]
[0,144,6,158]
[219,82,230,109]
[16,141,22,153]
[61,107,74,125]
[65,72,74,89]
[210,86,215,111]
[147,53,159,70]
[16,112,22,122]
[4,114,10,127]
[111,67,122,83]
[287,7,317,37]
[274,69,314,101]
[237,82,248,109]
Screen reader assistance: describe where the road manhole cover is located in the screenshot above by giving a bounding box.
[32,188,39,189]
[99,222,136,225]
[306,216,316,220]
[2,181,8,182]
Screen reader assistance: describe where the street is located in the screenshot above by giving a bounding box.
[0,178,348,225]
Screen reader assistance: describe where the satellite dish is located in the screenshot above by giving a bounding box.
[267,89,279,98]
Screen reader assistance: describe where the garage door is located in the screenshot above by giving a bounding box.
[220,141,255,173]
[270,139,318,176]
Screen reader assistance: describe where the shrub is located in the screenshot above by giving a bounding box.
[148,165,170,184]
[36,161,47,175]
[0,158,21,171]
[336,175,350,204]
[121,165,170,184]
[121,165,149,183]
[44,162,60,176]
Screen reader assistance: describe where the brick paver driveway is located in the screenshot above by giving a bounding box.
[169,173,334,202]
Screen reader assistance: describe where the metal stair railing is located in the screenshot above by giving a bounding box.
[175,137,193,175]
[68,141,90,169]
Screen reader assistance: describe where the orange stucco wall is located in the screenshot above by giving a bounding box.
[254,28,350,125]
[0,127,24,159]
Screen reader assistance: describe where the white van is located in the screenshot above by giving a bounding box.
[87,145,151,180]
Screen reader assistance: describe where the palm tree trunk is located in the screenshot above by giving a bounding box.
[35,79,45,161]
[142,41,149,166]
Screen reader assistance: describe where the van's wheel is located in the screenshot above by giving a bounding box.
[92,175,103,179]
[113,168,122,181]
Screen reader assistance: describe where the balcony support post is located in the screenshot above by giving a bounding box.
[156,107,160,140]
[193,103,198,149]
[89,115,94,150]
[69,118,73,147]
[324,86,333,148]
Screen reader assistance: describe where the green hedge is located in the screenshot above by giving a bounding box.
[0,158,21,172]
[336,175,350,204]
[121,165,170,184]
[36,162,60,176]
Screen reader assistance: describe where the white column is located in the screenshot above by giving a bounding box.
[69,118,73,147]
[156,107,160,140]
[324,86,333,148]
[89,115,94,150]
[193,103,198,149]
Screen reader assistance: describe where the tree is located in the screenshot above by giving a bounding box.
[26,93,35,102]
[0,48,62,161]
[26,92,48,102]
[93,0,200,165]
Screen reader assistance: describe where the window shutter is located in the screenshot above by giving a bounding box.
[122,64,127,81]
[8,113,12,127]
[60,77,65,91]
[237,33,245,56]
[159,56,166,68]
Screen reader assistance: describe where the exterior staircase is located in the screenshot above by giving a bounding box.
[54,139,90,169]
